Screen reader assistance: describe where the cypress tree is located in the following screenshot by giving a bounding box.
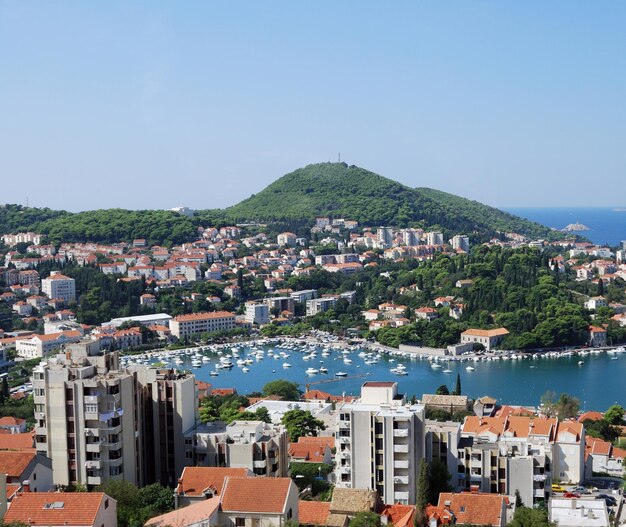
[453,373,461,396]
[416,459,430,510]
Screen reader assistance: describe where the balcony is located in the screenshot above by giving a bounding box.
[86,443,101,453]
[470,473,482,482]
[394,444,409,454]
[87,476,102,486]
[100,424,122,436]
[394,460,409,469]
[534,488,546,498]
[85,460,101,469]
[101,440,123,450]
[99,408,124,422]
[336,465,351,474]
[394,491,409,502]
[84,428,100,437]
[394,475,409,485]
[393,429,409,438]
[84,395,99,405]
[253,459,267,469]
[338,436,351,444]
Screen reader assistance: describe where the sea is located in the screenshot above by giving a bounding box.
[506,207,626,247]
[141,343,626,410]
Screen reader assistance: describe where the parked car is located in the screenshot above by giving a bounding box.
[571,486,591,494]
[596,494,617,507]
[551,484,566,493]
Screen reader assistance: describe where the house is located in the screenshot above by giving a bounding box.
[325,488,382,527]
[289,437,334,465]
[588,326,607,347]
[379,504,416,527]
[584,436,626,478]
[421,394,468,414]
[415,307,439,321]
[0,451,53,492]
[299,500,331,526]
[0,416,27,434]
[473,396,497,417]
[146,496,221,527]
[219,476,299,527]
[175,467,252,508]
[434,492,510,527]
[460,328,509,351]
[584,297,607,311]
[3,492,117,527]
[455,279,474,289]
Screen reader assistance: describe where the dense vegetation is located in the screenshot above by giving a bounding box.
[218,163,557,240]
[1,163,560,245]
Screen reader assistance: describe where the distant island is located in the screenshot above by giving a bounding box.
[562,222,590,232]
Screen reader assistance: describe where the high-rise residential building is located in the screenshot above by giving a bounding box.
[245,302,270,325]
[377,227,394,249]
[32,341,196,489]
[451,235,470,253]
[401,229,421,247]
[426,231,444,246]
[335,382,425,505]
[41,271,76,302]
[187,420,289,478]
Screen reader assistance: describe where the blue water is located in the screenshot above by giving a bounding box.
[153,343,626,410]
[506,207,626,247]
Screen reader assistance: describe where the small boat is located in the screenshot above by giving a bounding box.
[242,367,250,373]
[319,367,328,374]
[282,362,292,368]
[466,366,475,372]
[209,371,219,377]
[578,361,584,365]
[442,369,452,373]
[305,368,319,375]
[335,372,348,377]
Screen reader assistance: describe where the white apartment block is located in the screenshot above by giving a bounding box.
[335,381,425,505]
[16,330,82,359]
[170,311,236,339]
[451,235,470,252]
[426,231,444,246]
[41,271,76,302]
[377,227,394,249]
[459,416,585,506]
[245,302,270,325]
[306,297,337,316]
[1,232,43,246]
[187,420,289,479]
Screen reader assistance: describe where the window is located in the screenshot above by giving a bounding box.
[85,404,98,414]
[185,451,193,460]
[236,518,246,527]
[105,499,109,509]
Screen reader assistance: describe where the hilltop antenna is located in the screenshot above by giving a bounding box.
[338,152,341,163]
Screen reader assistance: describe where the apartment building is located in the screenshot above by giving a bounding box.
[335,381,425,505]
[245,302,270,325]
[426,232,444,246]
[451,235,470,253]
[32,342,196,489]
[458,415,585,506]
[170,311,236,339]
[187,420,289,478]
[16,330,82,359]
[41,271,76,302]
[306,297,337,316]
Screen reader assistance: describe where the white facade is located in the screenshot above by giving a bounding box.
[306,297,337,316]
[41,271,76,302]
[335,382,425,505]
[426,232,444,246]
[451,235,470,252]
[245,302,270,325]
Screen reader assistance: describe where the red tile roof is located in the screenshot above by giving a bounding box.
[437,492,507,527]
[145,496,220,527]
[0,451,35,478]
[4,492,109,526]
[578,411,604,423]
[380,504,416,527]
[176,467,249,497]
[0,432,35,451]
[221,477,293,514]
[299,501,331,525]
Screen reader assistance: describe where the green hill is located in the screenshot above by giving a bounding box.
[217,162,556,239]
[0,163,558,244]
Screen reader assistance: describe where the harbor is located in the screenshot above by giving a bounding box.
[120,338,626,409]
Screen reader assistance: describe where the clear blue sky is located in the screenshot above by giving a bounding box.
[1,2,625,211]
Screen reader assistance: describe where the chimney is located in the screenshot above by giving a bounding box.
[22,480,31,492]
[470,485,479,494]
[443,500,452,511]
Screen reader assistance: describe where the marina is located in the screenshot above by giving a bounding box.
[120,339,626,408]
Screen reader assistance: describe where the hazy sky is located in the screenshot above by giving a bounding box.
[2,2,626,211]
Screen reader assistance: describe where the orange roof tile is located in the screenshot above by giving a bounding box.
[299,501,331,525]
[176,467,250,497]
[462,328,509,338]
[578,411,604,423]
[380,504,416,527]
[0,451,35,478]
[145,496,220,527]
[221,477,293,514]
[0,432,35,451]
[174,311,235,322]
[4,492,109,526]
[437,492,507,527]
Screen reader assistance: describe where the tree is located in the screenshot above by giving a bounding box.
[281,409,326,441]
[428,460,452,505]
[604,404,625,425]
[416,459,430,510]
[453,373,462,396]
[348,512,381,527]
[555,393,580,420]
[435,385,450,396]
[508,505,556,527]
[263,380,301,400]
